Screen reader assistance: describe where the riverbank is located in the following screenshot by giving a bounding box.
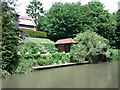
[33,61,89,70]
[2,49,120,78]
[2,61,118,88]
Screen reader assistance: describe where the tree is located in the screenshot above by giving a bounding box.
[85,1,117,47]
[26,0,45,30]
[44,1,117,43]
[114,10,120,49]
[44,2,89,41]
[70,31,110,63]
[1,0,19,73]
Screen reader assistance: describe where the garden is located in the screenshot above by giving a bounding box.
[2,31,120,78]
[1,0,120,78]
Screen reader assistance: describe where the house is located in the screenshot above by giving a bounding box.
[18,16,37,37]
[55,38,77,53]
[19,16,37,31]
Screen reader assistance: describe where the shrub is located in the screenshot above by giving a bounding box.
[28,38,57,53]
[109,49,120,61]
[1,70,10,78]
[19,54,41,59]
[37,59,54,66]
[18,38,57,54]
[14,59,37,74]
[40,54,52,59]
[18,41,46,54]
[18,53,70,66]
[51,53,63,60]
[37,59,47,66]
[23,30,47,38]
[70,43,87,62]
[51,53,70,63]
[71,31,111,63]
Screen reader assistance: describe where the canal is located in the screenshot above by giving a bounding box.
[2,61,118,88]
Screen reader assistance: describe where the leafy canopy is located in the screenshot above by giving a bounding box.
[44,1,117,47]
[70,31,110,63]
[85,1,117,47]
[44,2,88,41]
[114,10,120,49]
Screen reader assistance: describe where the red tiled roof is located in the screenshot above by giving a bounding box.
[55,38,77,45]
[19,16,32,20]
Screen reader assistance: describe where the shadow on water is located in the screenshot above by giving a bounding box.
[2,61,118,88]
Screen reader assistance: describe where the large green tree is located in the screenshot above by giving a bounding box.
[44,1,117,43]
[85,1,117,47]
[26,0,45,30]
[44,2,89,41]
[1,0,19,73]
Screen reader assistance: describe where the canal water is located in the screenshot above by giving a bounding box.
[2,62,118,88]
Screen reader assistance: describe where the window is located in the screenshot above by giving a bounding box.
[57,45,64,52]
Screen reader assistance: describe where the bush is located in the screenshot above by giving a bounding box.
[13,53,71,75]
[18,38,57,54]
[109,49,120,61]
[18,41,46,54]
[70,43,87,62]
[70,31,111,63]
[18,53,70,66]
[37,59,54,66]
[14,59,37,74]
[19,54,41,59]
[40,54,52,59]
[23,30,47,38]
[15,53,70,75]
[18,41,49,54]
[1,70,10,78]
[51,53,70,63]
[28,38,57,53]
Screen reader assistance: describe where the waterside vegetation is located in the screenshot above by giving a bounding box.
[1,0,120,78]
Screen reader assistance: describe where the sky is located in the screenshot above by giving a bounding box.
[16,0,120,16]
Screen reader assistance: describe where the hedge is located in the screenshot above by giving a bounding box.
[23,30,47,38]
[19,53,70,64]
[19,54,41,59]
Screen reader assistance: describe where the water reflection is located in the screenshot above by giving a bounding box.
[2,62,118,88]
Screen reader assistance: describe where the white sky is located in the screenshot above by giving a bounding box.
[16,0,119,16]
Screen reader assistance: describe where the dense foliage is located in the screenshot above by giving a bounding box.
[26,0,45,30]
[18,38,57,54]
[85,1,117,47]
[115,10,120,49]
[1,1,19,73]
[70,31,111,63]
[109,49,120,61]
[44,1,117,45]
[44,2,86,41]
[27,38,57,53]
[23,30,47,38]
[15,53,70,74]
[19,53,70,64]
[2,0,120,78]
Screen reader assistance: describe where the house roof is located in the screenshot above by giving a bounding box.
[55,38,77,45]
[19,16,36,26]
[19,16,32,20]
